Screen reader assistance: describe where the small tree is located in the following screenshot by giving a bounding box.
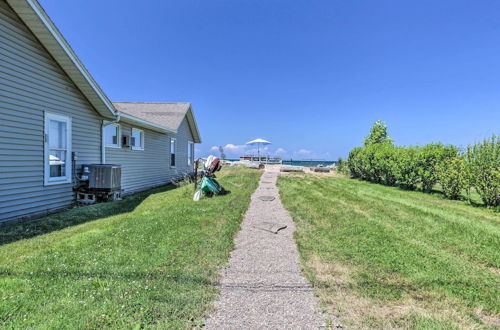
[336,157,348,174]
[363,120,394,146]
[218,146,226,160]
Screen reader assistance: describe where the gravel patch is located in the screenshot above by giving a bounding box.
[204,166,325,329]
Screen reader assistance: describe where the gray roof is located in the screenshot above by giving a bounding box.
[113,102,190,131]
[113,102,201,143]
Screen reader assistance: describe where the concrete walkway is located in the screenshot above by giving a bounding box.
[204,166,325,329]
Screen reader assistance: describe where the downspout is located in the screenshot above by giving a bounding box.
[101,114,120,164]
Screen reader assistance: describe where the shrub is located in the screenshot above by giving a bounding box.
[347,147,363,178]
[348,120,397,183]
[346,122,498,206]
[464,135,500,207]
[336,157,349,175]
[437,157,467,200]
[359,145,381,182]
[350,144,394,183]
[417,143,459,192]
[372,143,399,186]
[393,146,420,190]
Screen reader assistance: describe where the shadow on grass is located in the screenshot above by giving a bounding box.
[0,268,215,286]
[0,184,177,246]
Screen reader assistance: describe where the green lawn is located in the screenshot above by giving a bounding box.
[278,174,500,329]
[0,167,260,328]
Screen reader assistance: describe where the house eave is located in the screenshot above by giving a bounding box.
[118,112,176,134]
[186,105,202,143]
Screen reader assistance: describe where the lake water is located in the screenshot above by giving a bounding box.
[281,160,336,167]
[228,159,336,167]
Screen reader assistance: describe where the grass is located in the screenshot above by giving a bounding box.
[0,167,260,328]
[278,174,500,329]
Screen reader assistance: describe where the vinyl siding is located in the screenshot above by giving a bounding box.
[105,118,195,194]
[0,0,102,224]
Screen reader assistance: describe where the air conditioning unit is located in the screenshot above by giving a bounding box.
[122,135,130,147]
[85,164,121,191]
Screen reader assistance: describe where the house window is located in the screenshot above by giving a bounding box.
[44,113,71,185]
[131,128,144,150]
[188,141,194,166]
[170,138,176,167]
[104,123,120,147]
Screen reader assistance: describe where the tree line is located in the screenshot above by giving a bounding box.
[337,121,499,207]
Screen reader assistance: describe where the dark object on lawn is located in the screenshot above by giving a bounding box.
[193,156,228,201]
[253,222,287,234]
[280,165,304,172]
[313,166,331,173]
[200,177,230,197]
[258,196,275,201]
[201,176,222,194]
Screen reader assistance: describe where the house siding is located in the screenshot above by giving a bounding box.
[105,118,195,194]
[0,0,103,224]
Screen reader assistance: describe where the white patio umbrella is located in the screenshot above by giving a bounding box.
[246,138,271,162]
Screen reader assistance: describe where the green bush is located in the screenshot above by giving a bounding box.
[464,135,500,207]
[336,157,349,175]
[346,121,498,207]
[372,143,399,186]
[437,157,467,200]
[393,146,420,190]
[360,145,381,182]
[417,143,459,192]
[347,147,363,178]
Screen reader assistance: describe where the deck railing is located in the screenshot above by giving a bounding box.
[239,156,282,164]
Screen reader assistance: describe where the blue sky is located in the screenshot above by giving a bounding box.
[40,0,500,160]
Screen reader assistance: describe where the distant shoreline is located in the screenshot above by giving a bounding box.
[227,159,336,167]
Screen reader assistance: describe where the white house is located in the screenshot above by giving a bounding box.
[0,0,201,224]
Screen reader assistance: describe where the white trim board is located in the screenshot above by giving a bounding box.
[44,111,72,186]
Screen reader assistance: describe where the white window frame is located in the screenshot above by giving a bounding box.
[44,112,72,186]
[104,123,121,148]
[170,138,176,168]
[188,141,194,166]
[131,128,144,151]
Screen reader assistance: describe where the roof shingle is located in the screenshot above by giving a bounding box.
[112,102,191,131]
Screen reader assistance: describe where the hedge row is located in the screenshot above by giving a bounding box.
[346,136,499,207]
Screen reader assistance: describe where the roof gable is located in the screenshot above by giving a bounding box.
[5,0,202,141]
[113,102,202,143]
[6,0,116,118]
